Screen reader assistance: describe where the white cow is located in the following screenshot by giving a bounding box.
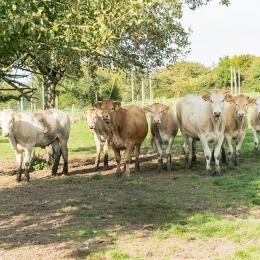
[0,109,70,182]
[250,96,260,150]
[86,108,112,168]
[176,90,232,175]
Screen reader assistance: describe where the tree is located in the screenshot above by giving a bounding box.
[0,0,230,105]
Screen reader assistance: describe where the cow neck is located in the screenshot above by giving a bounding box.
[110,107,126,136]
[236,115,246,130]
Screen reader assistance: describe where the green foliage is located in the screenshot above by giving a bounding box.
[154,61,214,97]
[30,157,48,171]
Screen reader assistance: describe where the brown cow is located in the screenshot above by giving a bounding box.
[95,99,148,177]
[144,103,178,172]
[224,94,254,165]
[86,108,112,168]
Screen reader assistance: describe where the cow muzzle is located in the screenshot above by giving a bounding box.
[238,112,245,118]
[3,132,10,137]
[102,115,111,123]
[153,119,161,124]
[213,111,221,118]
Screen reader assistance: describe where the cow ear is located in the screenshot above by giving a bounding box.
[143,106,151,113]
[113,101,121,111]
[248,98,256,105]
[162,105,169,112]
[94,102,102,109]
[202,93,210,101]
[224,94,235,103]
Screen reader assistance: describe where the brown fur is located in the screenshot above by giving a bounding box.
[96,99,148,176]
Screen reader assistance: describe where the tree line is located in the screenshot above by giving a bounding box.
[0,0,232,109]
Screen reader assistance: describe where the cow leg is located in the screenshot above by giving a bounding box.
[112,144,121,177]
[252,128,258,151]
[134,144,141,173]
[200,136,212,174]
[214,134,224,175]
[94,132,101,169]
[60,140,69,175]
[225,135,233,165]
[166,137,174,173]
[16,152,23,182]
[103,140,109,168]
[124,142,135,177]
[23,147,32,182]
[221,146,227,164]
[52,140,61,176]
[154,137,163,173]
[190,139,197,168]
[182,135,190,167]
[235,132,245,166]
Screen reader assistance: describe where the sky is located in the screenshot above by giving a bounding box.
[181,0,260,67]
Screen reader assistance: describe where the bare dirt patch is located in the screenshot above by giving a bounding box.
[0,154,259,259]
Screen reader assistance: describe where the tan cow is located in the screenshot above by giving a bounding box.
[95,99,148,177]
[250,96,260,150]
[144,103,178,172]
[86,108,112,168]
[223,94,254,165]
[176,90,232,175]
[0,109,70,182]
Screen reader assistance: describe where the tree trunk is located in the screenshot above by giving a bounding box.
[43,79,56,110]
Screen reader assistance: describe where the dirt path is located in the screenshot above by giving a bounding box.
[0,155,259,259]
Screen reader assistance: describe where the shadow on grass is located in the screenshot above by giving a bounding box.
[0,130,259,258]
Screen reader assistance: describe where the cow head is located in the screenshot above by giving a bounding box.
[144,103,169,124]
[226,94,254,119]
[86,108,98,129]
[95,99,121,124]
[226,94,260,119]
[202,90,231,120]
[0,110,15,137]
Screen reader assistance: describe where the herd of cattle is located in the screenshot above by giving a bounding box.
[1,89,260,182]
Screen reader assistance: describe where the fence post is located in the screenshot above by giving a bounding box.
[20,96,24,112]
[238,68,241,94]
[141,76,145,107]
[233,67,237,96]
[149,74,153,105]
[131,69,135,104]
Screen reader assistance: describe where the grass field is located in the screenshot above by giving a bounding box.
[0,119,259,259]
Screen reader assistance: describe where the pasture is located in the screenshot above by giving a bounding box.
[0,119,259,259]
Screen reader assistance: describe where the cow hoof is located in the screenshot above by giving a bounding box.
[62,172,68,176]
[51,173,57,177]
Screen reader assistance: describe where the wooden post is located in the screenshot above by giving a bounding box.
[233,67,237,96]
[95,92,98,102]
[131,69,135,104]
[230,66,233,95]
[238,68,241,94]
[149,74,153,105]
[141,76,145,107]
[20,96,24,112]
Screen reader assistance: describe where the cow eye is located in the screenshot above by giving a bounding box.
[210,99,213,103]
[221,99,224,103]
[111,107,114,111]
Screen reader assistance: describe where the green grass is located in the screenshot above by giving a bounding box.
[0,118,259,259]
